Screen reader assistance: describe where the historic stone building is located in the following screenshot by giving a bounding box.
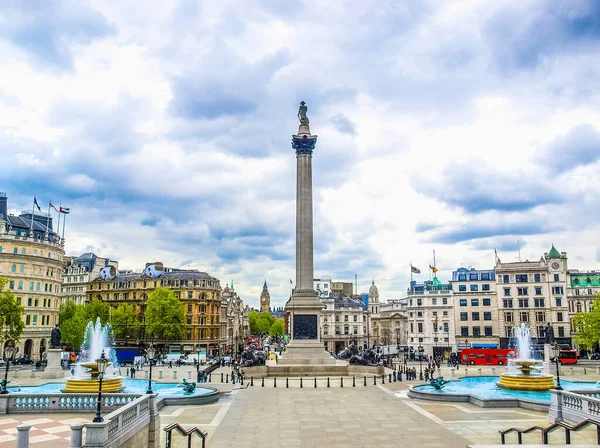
[451,267,498,350]
[259,280,270,312]
[314,276,332,298]
[374,299,409,350]
[567,270,600,355]
[222,282,249,355]
[87,262,222,356]
[63,253,118,306]
[320,295,367,353]
[405,277,455,358]
[495,246,571,349]
[0,192,66,360]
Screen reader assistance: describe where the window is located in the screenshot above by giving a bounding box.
[442,298,448,305]
[187,303,192,312]
[323,327,328,335]
[41,316,45,326]
[18,281,23,290]
[535,311,545,322]
[556,298,562,307]
[19,265,24,273]
[353,315,358,322]
[520,312,529,322]
[534,274,541,282]
[13,248,18,254]
[43,299,46,307]
[461,326,468,337]
[27,298,32,306]
[417,311,423,317]
[516,274,528,283]
[518,299,529,308]
[482,273,490,280]
[470,285,478,291]
[344,315,348,322]
[9,281,14,289]
[552,286,564,295]
[504,288,511,296]
[459,299,467,306]
[472,312,480,321]
[558,327,565,337]
[576,302,582,312]
[534,298,545,307]
[187,292,192,299]
[417,323,423,332]
[410,323,414,332]
[484,326,493,336]
[503,299,513,308]
[335,314,339,322]
[517,287,528,296]
[353,326,358,335]
[36,282,40,291]
[471,299,479,306]
[417,299,422,306]
[482,284,490,291]
[11,264,16,273]
[32,315,38,325]
[432,298,437,305]
[537,326,545,338]
[443,311,448,316]
[470,273,478,280]
[29,282,33,291]
[535,287,542,295]
[554,274,559,282]
[503,275,509,283]
[483,298,491,306]
[460,312,468,321]
[557,312,563,322]
[26,315,30,325]
[459,285,466,292]
[473,326,481,337]
[458,274,466,281]
[484,312,492,321]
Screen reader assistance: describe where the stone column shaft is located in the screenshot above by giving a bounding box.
[296,154,314,292]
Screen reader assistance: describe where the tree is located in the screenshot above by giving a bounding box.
[249,311,275,335]
[573,293,600,351]
[59,300,87,349]
[145,287,185,342]
[83,298,109,325]
[270,318,285,337]
[0,277,25,346]
[110,303,141,340]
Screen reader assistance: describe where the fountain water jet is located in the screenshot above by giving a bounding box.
[497,323,555,391]
[61,318,124,393]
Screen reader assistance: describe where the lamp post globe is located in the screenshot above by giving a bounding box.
[1,345,15,394]
[552,343,563,390]
[93,351,108,422]
[146,345,156,394]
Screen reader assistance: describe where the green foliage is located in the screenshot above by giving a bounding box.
[0,277,25,346]
[145,287,185,342]
[270,318,285,337]
[110,303,141,340]
[83,298,109,325]
[59,300,87,349]
[249,311,275,335]
[573,293,600,351]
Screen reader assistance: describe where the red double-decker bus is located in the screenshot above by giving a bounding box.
[460,348,515,366]
[558,349,578,364]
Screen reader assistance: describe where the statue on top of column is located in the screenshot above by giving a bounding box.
[544,322,555,344]
[297,101,309,125]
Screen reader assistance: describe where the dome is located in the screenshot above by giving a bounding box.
[368,280,379,299]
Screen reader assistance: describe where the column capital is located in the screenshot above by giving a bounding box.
[292,134,318,156]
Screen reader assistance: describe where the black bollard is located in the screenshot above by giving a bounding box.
[584,368,586,375]
[226,375,229,384]
[286,377,289,388]
[353,376,356,387]
[209,374,212,382]
[261,377,264,387]
[382,374,385,384]
[274,377,277,388]
[251,377,254,386]
[314,377,317,388]
[364,376,367,386]
[374,375,377,385]
[341,377,343,388]
[241,376,244,386]
[300,377,303,388]
[232,376,235,385]
[389,373,392,383]
[221,372,224,383]
[327,377,330,388]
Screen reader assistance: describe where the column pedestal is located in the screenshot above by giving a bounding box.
[40,349,65,379]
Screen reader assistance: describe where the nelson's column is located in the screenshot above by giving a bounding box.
[281,102,334,365]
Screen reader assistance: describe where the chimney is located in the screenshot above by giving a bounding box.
[0,192,7,221]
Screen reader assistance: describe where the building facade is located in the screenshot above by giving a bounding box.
[222,282,249,355]
[87,262,222,356]
[331,281,353,297]
[314,276,332,298]
[406,278,455,358]
[495,246,571,349]
[320,295,367,353]
[63,253,118,306]
[451,267,498,349]
[566,270,600,355]
[259,280,270,312]
[376,300,409,349]
[0,192,66,360]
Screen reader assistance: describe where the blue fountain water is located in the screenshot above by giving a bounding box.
[413,376,600,403]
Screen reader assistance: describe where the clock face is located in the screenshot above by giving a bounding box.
[261,297,265,303]
[551,262,560,270]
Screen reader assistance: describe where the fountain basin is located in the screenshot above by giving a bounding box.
[62,376,124,393]
[497,373,555,391]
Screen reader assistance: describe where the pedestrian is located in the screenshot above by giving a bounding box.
[398,370,402,382]
[71,367,75,377]
[169,360,173,369]
[131,366,136,378]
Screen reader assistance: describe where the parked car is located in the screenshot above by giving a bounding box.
[13,356,34,365]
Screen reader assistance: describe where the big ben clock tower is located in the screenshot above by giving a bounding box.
[260,280,271,312]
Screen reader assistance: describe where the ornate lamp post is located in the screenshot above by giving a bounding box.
[93,351,109,422]
[196,343,202,371]
[552,343,563,391]
[418,345,424,380]
[146,345,156,394]
[1,345,15,394]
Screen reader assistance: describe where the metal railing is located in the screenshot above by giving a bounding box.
[164,423,208,448]
[499,419,600,445]
[550,389,600,423]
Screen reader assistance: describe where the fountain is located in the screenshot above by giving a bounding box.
[497,323,555,391]
[61,318,124,393]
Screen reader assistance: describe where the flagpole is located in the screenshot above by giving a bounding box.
[30,197,35,236]
[45,200,51,238]
[57,203,62,240]
[62,212,67,240]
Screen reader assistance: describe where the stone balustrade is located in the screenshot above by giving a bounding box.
[549,389,600,424]
[0,393,140,414]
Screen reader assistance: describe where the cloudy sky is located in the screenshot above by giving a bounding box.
[2,0,600,308]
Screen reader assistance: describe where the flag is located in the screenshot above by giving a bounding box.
[411,265,421,274]
[33,196,41,211]
[50,202,59,212]
[429,264,438,273]
[289,279,293,284]
[60,207,70,214]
